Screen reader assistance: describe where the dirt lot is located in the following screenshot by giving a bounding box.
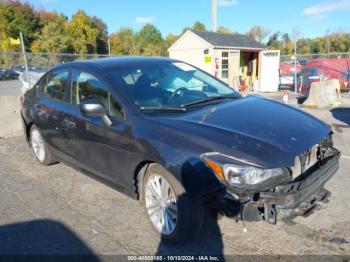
[0,93,349,258]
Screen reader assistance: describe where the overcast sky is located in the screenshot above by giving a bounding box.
[27,0,350,38]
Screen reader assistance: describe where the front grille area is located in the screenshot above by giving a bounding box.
[291,134,333,179]
[291,145,318,179]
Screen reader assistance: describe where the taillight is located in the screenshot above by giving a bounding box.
[20,96,25,110]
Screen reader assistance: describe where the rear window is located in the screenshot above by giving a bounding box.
[44,70,69,101]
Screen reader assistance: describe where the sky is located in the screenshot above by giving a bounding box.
[27,0,350,39]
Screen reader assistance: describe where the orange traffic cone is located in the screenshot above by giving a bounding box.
[283,91,289,104]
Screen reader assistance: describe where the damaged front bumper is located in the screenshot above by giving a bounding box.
[212,147,340,224]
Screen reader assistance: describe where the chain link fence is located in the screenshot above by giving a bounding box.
[1,51,350,94]
[0,52,113,93]
[0,52,24,81]
[280,52,350,63]
[279,52,350,92]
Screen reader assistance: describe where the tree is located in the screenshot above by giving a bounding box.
[31,11,69,53]
[267,32,283,50]
[31,22,70,53]
[9,0,350,57]
[217,26,232,34]
[37,9,67,26]
[193,21,206,31]
[282,33,293,55]
[138,24,162,45]
[296,38,311,54]
[164,33,179,49]
[310,37,324,54]
[137,24,163,55]
[66,10,99,54]
[246,25,270,43]
[91,16,109,54]
[0,0,41,50]
[0,3,12,51]
[110,27,138,55]
[143,43,167,56]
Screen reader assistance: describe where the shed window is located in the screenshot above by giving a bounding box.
[222,51,229,58]
[221,52,229,79]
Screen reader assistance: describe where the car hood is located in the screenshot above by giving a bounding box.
[155,96,331,168]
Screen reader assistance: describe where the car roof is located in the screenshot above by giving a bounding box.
[55,56,178,71]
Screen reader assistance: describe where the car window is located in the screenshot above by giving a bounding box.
[71,70,123,118]
[122,71,142,85]
[38,74,48,94]
[108,62,239,109]
[45,70,69,101]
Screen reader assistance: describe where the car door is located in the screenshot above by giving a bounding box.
[65,69,138,188]
[34,69,73,159]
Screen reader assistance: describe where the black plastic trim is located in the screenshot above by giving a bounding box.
[258,149,340,209]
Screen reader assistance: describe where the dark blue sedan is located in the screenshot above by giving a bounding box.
[20,57,340,243]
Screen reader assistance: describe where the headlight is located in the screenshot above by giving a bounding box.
[222,165,284,185]
[201,152,289,188]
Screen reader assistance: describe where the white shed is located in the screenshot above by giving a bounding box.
[168,30,280,92]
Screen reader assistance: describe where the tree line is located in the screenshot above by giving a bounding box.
[266,30,350,55]
[1,0,350,56]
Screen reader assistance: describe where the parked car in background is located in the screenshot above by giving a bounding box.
[0,68,20,81]
[299,58,350,95]
[12,65,25,74]
[19,66,50,91]
[279,62,302,90]
[298,59,308,66]
[21,57,340,242]
[298,68,324,95]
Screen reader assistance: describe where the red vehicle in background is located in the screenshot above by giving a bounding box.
[298,58,350,95]
[279,62,302,90]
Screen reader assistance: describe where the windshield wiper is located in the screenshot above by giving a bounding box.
[140,107,187,112]
[180,95,239,109]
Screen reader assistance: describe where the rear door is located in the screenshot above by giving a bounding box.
[34,68,72,158]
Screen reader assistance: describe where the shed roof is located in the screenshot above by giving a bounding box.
[190,30,266,50]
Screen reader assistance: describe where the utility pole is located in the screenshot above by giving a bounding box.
[212,0,217,32]
[294,41,297,93]
[20,32,31,88]
[292,28,300,93]
[108,38,111,55]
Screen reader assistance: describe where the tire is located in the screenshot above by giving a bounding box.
[29,125,56,166]
[141,164,204,243]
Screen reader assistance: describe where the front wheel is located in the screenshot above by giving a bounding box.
[142,164,204,243]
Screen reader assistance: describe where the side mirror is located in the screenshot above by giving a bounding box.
[80,101,112,126]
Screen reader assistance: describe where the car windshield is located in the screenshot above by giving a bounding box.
[108,61,239,111]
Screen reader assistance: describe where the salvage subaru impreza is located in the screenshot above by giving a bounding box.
[20,57,340,243]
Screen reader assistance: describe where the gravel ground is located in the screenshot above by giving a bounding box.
[0,94,349,259]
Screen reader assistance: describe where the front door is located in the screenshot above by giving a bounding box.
[66,70,135,188]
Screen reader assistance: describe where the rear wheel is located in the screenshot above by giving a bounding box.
[30,125,56,166]
[142,164,203,243]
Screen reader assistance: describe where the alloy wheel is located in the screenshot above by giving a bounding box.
[31,129,45,162]
[145,174,177,235]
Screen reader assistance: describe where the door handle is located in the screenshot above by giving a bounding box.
[63,119,76,129]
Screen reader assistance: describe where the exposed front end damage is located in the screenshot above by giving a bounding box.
[207,135,340,224]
